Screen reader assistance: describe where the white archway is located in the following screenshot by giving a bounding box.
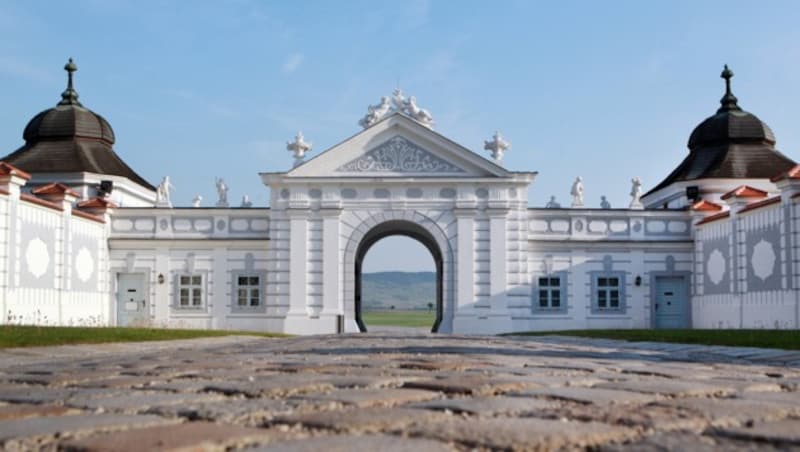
[342,210,455,333]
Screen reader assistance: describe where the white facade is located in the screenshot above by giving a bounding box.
[1,110,799,334]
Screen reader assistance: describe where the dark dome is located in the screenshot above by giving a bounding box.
[23,104,115,145]
[688,108,775,152]
[645,65,796,198]
[1,58,154,190]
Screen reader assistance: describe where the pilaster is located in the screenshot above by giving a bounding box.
[320,208,342,319]
[488,208,510,316]
[454,208,475,315]
[210,246,228,329]
[287,209,309,316]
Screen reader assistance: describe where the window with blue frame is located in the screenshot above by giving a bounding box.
[533,272,567,313]
[590,272,626,313]
[596,276,620,309]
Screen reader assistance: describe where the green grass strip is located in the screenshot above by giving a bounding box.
[362,310,436,327]
[0,326,287,348]
[505,329,800,350]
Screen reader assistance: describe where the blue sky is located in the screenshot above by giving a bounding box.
[2,1,799,271]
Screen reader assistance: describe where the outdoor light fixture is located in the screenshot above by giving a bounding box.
[635,275,642,286]
[157,273,165,284]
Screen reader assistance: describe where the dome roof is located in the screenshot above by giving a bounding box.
[2,58,153,190]
[688,109,775,151]
[687,65,775,151]
[23,104,115,145]
[646,65,796,198]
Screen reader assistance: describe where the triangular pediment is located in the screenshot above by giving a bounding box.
[285,113,511,178]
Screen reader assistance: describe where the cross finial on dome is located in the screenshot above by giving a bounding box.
[58,57,82,106]
[718,64,740,113]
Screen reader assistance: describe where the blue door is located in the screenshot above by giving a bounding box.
[654,276,689,329]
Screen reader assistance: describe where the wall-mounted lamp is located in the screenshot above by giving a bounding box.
[157,273,165,284]
[635,275,642,287]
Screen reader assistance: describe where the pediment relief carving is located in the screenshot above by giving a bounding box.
[336,135,466,174]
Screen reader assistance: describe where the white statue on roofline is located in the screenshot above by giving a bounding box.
[571,176,584,208]
[358,96,391,128]
[215,177,228,207]
[155,176,174,208]
[629,176,644,209]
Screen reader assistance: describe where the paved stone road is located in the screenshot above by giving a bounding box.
[0,333,799,451]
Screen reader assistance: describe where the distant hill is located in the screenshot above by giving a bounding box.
[361,271,436,311]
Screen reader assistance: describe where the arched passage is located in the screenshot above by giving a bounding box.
[343,211,456,334]
[354,220,444,333]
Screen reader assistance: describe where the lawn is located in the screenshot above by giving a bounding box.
[0,326,286,348]
[507,329,800,350]
[362,310,436,328]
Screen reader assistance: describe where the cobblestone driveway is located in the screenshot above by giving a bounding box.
[0,333,799,451]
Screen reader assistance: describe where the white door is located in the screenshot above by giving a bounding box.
[117,273,148,326]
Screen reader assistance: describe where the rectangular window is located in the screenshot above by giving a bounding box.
[235,274,262,309]
[176,274,203,309]
[594,274,623,311]
[536,276,562,310]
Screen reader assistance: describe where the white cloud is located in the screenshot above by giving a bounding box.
[281,53,304,74]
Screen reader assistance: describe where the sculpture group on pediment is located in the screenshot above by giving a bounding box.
[359,88,435,129]
[358,97,392,128]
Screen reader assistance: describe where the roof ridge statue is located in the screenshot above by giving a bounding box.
[484,131,511,163]
[359,88,434,129]
[287,131,312,167]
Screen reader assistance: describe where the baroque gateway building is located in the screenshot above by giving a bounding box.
[0,60,798,334]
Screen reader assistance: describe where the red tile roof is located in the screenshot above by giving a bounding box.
[721,185,769,200]
[770,164,800,182]
[696,211,730,226]
[76,197,118,209]
[19,193,63,211]
[31,183,80,198]
[738,196,781,214]
[690,199,723,212]
[0,162,31,180]
[72,209,105,224]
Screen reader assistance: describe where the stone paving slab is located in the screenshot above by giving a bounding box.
[61,421,287,452]
[409,417,638,450]
[409,395,558,415]
[247,433,456,452]
[0,333,799,450]
[711,418,800,444]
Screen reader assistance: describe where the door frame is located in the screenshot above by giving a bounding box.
[649,272,692,329]
[114,271,151,326]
